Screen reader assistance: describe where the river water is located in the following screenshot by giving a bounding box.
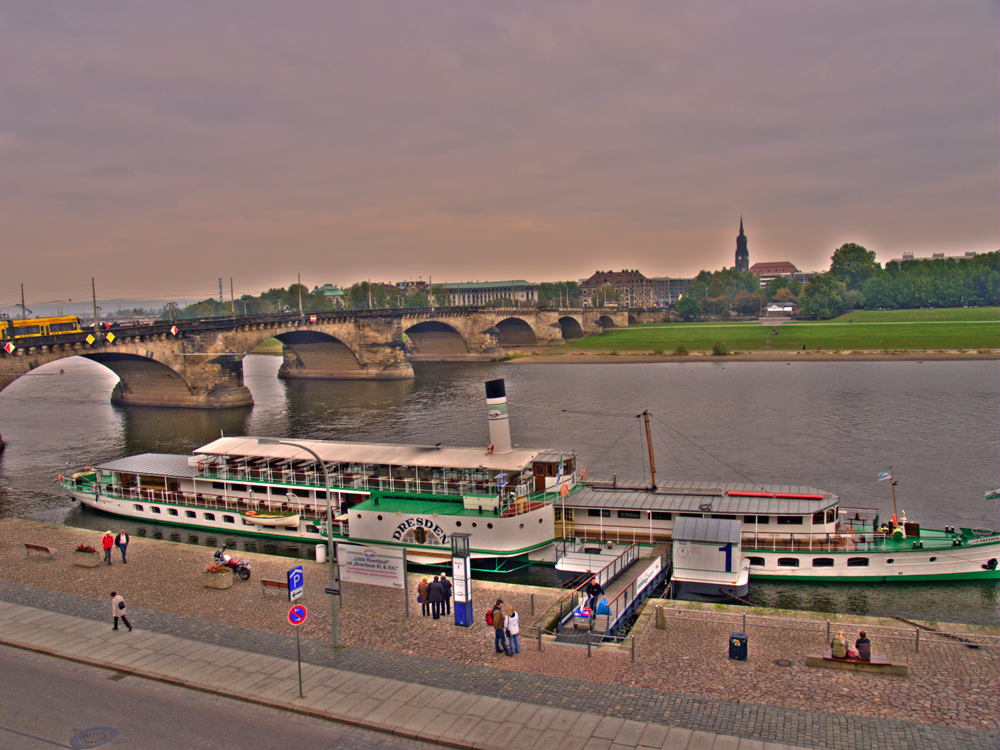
[0,355,997,624]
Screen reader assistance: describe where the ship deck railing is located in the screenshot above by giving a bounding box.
[196,465,525,500]
[64,479,332,523]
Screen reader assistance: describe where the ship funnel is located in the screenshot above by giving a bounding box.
[484,379,512,454]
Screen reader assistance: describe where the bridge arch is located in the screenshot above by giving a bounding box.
[273,330,365,379]
[494,318,538,347]
[403,321,470,359]
[598,315,617,329]
[83,351,202,406]
[627,313,639,326]
[557,316,585,340]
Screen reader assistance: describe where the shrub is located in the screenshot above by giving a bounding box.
[674,344,689,356]
[711,341,728,356]
[204,563,230,574]
[75,544,96,554]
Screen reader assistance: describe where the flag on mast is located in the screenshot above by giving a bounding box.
[877,468,892,482]
[986,489,1000,500]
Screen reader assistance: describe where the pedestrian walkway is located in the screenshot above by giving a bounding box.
[0,581,995,750]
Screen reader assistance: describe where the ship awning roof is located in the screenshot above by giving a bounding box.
[673,517,742,545]
[96,454,196,478]
[194,436,560,473]
[567,479,838,515]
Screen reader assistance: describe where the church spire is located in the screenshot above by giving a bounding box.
[735,216,749,272]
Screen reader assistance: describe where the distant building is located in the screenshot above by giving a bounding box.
[735,217,749,273]
[888,251,983,264]
[439,280,536,306]
[580,270,655,308]
[649,276,694,306]
[314,284,346,308]
[749,261,799,285]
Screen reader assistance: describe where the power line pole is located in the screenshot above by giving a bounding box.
[91,278,99,329]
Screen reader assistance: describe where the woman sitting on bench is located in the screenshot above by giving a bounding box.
[855,631,872,661]
[831,631,848,658]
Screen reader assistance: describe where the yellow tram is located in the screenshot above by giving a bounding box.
[0,316,83,339]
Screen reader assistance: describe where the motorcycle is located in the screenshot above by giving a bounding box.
[213,545,251,580]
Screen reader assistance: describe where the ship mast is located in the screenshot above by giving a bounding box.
[642,410,657,490]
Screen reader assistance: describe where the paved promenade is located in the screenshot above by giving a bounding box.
[1,519,997,750]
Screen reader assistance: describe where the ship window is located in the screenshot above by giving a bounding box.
[133,504,143,511]
[487,523,493,529]
[712,514,737,520]
[617,510,640,519]
[886,558,894,564]
[745,515,769,524]
[813,512,825,524]
[168,509,178,516]
[826,508,836,523]
[252,485,267,494]
[471,523,477,528]
[231,484,247,492]
[377,515,382,521]
[588,509,610,518]
[777,558,799,567]
[748,557,765,566]
[186,511,196,518]
[306,525,319,534]
[151,507,161,514]
[929,557,937,562]
[519,523,524,529]
[455,521,462,527]
[212,482,225,490]
[204,513,215,521]
[847,557,869,567]
[777,516,804,525]
[356,514,362,519]
[652,512,672,521]
[812,558,835,567]
[223,515,235,524]
[679,513,702,518]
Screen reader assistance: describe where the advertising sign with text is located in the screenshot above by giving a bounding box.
[337,544,406,589]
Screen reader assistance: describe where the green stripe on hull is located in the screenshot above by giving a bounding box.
[751,570,1000,583]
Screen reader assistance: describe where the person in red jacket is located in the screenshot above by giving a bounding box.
[101,531,114,565]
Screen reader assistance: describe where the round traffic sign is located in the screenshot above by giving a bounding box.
[288,604,307,625]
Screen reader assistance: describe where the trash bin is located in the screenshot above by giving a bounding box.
[729,631,747,660]
[315,544,327,563]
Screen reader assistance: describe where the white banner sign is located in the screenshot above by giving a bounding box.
[337,544,406,589]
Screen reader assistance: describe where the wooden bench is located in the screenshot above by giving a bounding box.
[24,543,56,560]
[261,579,289,597]
[806,650,907,676]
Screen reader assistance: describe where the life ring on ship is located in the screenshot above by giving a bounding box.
[560,484,569,497]
[197,462,205,472]
[245,510,258,516]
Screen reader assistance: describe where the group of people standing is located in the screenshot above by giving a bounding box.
[490,598,520,656]
[100,530,130,565]
[417,574,452,619]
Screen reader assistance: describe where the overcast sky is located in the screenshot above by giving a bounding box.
[1,1,996,307]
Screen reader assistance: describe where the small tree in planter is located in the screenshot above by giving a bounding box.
[73,544,100,568]
[202,562,234,589]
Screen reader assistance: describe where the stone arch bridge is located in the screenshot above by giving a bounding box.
[0,307,628,409]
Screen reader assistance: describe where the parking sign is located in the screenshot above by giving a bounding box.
[287,566,304,601]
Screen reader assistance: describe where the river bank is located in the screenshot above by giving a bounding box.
[507,348,999,364]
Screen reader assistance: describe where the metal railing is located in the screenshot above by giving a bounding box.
[654,607,1000,654]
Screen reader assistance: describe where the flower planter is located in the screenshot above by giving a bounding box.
[73,551,101,568]
[202,569,234,589]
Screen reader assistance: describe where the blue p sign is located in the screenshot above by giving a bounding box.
[288,566,304,601]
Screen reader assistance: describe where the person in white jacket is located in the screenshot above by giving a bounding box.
[505,605,520,655]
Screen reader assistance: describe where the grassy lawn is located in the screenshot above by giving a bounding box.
[562,308,999,353]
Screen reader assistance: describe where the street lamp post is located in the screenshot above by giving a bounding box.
[258,438,338,647]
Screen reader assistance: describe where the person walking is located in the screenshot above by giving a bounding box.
[101,531,114,566]
[115,530,130,564]
[418,577,430,616]
[505,605,520,656]
[585,576,603,611]
[427,575,445,620]
[439,573,452,616]
[110,591,132,631]
[491,598,510,655]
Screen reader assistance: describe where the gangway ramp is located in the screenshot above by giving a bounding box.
[554,543,669,645]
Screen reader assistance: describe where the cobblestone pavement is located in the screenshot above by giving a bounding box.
[2,519,998,750]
